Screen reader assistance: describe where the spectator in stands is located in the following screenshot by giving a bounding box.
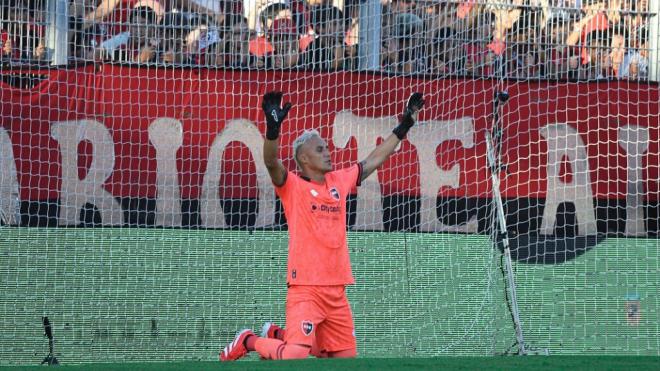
[383,12,425,74]
[158,11,195,64]
[8,0,649,81]
[607,24,627,77]
[0,1,47,65]
[424,0,456,33]
[69,1,95,61]
[299,5,345,71]
[81,0,164,43]
[462,11,496,76]
[380,1,396,67]
[342,0,360,71]
[381,0,415,67]
[388,0,418,17]
[207,13,255,68]
[579,28,612,79]
[94,5,160,63]
[184,0,236,24]
[619,27,648,79]
[265,17,300,68]
[484,0,523,55]
[1,8,14,65]
[429,26,465,75]
[184,15,221,64]
[247,1,294,66]
[511,41,541,78]
[506,9,541,78]
[81,0,228,32]
[542,13,576,79]
[245,0,277,32]
[258,1,294,34]
[621,0,647,57]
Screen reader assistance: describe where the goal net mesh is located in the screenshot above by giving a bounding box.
[0,0,658,364]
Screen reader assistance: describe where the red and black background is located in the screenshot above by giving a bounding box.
[1,65,658,263]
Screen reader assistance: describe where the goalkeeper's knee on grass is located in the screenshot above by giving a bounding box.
[261,322,327,358]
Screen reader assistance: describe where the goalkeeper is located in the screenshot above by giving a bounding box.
[220,91,425,361]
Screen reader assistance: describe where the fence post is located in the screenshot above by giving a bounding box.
[358,0,381,71]
[46,0,69,65]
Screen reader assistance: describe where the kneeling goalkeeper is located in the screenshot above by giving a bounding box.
[220,91,425,360]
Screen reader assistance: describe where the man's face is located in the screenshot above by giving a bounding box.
[129,15,153,44]
[265,9,293,30]
[589,40,609,69]
[550,22,567,44]
[319,18,344,39]
[271,35,299,68]
[297,136,332,173]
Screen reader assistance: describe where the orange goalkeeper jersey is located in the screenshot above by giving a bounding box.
[275,164,362,286]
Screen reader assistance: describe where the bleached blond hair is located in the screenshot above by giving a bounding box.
[292,129,322,170]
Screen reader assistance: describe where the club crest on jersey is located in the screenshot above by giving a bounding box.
[301,321,314,336]
[329,187,340,200]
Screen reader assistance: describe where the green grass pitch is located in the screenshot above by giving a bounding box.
[2,357,660,371]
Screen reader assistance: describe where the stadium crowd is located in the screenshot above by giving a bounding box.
[0,0,653,80]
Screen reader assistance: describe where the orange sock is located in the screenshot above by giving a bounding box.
[254,338,310,360]
[255,338,283,359]
[245,334,257,351]
[275,328,326,358]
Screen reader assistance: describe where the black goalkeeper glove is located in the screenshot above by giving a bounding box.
[393,92,425,140]
[262,91,293,140]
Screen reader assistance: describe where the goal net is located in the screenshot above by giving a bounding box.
[0,0,659,364]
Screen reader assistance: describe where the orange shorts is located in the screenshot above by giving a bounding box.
[284,285,356,353]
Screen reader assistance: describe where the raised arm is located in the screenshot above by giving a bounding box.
[262,91,293,187]
[82,0,123,30]
[359,93,425,183]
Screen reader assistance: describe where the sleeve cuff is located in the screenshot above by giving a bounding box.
[356,162,363,187]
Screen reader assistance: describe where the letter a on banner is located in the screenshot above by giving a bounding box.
[540,123,597,235]
[618,125,649,236]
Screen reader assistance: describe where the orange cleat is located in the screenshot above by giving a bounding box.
[219,329,254,361]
